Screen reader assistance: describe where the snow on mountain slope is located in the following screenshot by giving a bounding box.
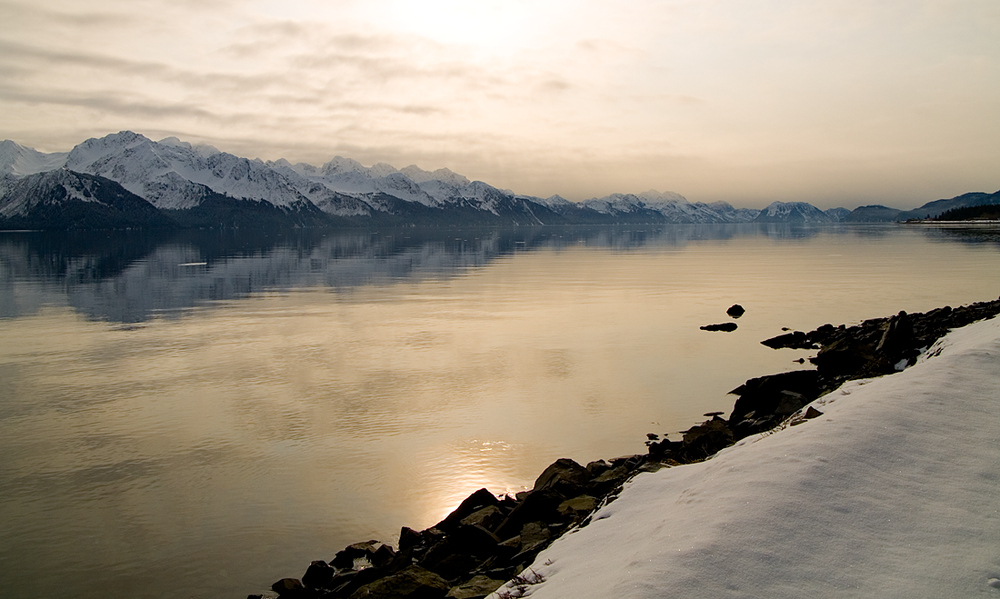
[0,169,101,217]
[577,191,758,223]
[0,169,167,227]
[706,201,762,222]
[581,193,651,215]
[0,140,68,177]
[401,165,471,187]
[824,206,850,222]
[636,189,688,203]
[64,131,316,210]
[502,314,1000,599]
[754,201,836,223]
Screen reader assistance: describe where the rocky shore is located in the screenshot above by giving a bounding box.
[252,297,1000,599]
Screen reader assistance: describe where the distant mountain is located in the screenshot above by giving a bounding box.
[5,131,989,230]
[753,202,837,224]
[844,205,903,222]
[824,207,851,222]
[897,190,1000,220]
[0,169,176,230]
[933,203,1000,221]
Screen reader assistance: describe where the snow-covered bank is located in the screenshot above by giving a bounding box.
[503,315,1000,598]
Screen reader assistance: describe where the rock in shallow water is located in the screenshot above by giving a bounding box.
[700,322,738,332]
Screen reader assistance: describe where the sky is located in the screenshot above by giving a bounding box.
[1,0,998,208]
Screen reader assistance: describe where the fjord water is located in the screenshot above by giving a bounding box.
[1,224,998,599]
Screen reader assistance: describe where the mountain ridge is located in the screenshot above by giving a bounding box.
[1,132,996,229]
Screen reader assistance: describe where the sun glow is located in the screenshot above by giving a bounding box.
[382,0,540,55]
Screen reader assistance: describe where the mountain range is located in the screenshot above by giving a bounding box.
[1,132,997,229]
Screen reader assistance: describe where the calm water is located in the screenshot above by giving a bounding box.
[1,224,998,599]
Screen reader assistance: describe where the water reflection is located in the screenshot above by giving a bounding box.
[2,222,1000,599]
[0,224,859,323]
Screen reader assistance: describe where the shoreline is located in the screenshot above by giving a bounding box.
[253,297,1000,599]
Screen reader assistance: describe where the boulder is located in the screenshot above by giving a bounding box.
[760,330,814,349]
[445,575,506,599]
[679,417,734,460]
[533,458,590,494]
[810,336,876,375]
[494,489,563,540]
[459,505,504,532]
[371,544,397,568]
[729,370,821,422]
[399,526,425,552]
[349,565,450,599]
[271,578,305,596]
[557,495,598,519]
[875,311,914,359]
[804,406,823,419]
[302,561,335,589]
[585,459,611,477]
[727,304,746,318]
[519,522,551,548]
[436,489,500,532]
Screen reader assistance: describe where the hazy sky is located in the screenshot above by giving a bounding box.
[1,0,998,208]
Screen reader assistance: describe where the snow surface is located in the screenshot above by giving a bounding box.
[497,315,1000,599]
[0,140,68,177]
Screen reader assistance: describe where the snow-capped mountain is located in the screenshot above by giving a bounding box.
[0,169,174,228]
[576,192,761,223]
[1,131,860,229]
[753,201,838,224]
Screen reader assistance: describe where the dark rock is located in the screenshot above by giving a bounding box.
[453,524,502,554]
[271,578,305,596]
[445,575,506,599]
[349,565,450,599]
[804,406,823,419]
[302,561,336,589]
[646,433,659,440]
[876,311,914,358]
[761,330,814,349]
[700,322,738,332]
[533,458,590,494]
[459,506,504,532]
[436,489,500,532]
[421,550,483,582]
[727,304,746,318]
[399,527,424,552]
[729,370,822,423]
[645,438,680,459]
[498,494,519,511]
[495,535,521,556]
[557,495,598,520]
[371,544,398,568]
[519,522,551,548]
[585,459,611,477]
[610,454,647,470]
[494,489,563,540]
[590,464,630,487]
[810,335,877,375]
[332,566,391,597]
[679,418,734,460]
